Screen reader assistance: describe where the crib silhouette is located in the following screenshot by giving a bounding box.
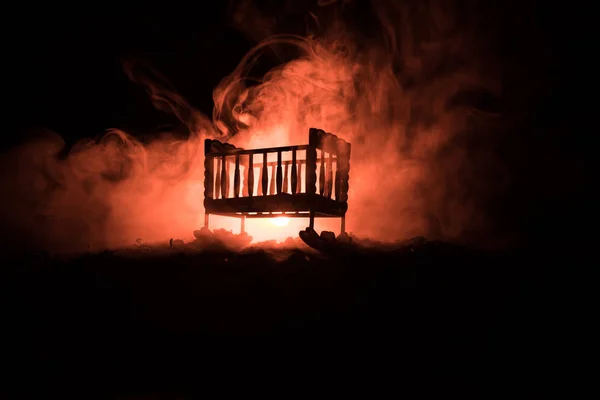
[203,128,351,237]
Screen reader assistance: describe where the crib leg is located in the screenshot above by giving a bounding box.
[309,210,315,230]
[240,215,246,234]
[204,213,210,229]
[340,215,346,234]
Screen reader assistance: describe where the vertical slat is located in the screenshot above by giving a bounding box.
[220,155,227,199]
[339,141,351,202]
[319,150,325,196]
[297,160,303,194]
[334,156,341,201]
[258,156,264,195]
[204,139,214,200]
[276,151,283,195]
[242,155,248,197]
[269,165,276,195]
[233,154,240,198]
[261,152,268,196]
[306,147,317,195]
[283,162,289,193]
[336,141,344,201]
[204,155,214,199]
[248,153,254,197]
[204,139,215,199]
[215,157,221,199]
[326,152,333,199]
[344,143,351,202]
[291,149,297,195]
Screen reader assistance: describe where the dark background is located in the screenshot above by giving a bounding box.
[5,2,252,145]
[3,1,592,142]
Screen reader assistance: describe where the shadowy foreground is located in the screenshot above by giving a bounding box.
[2,235,576,398]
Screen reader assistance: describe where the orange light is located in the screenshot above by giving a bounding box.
[270,216,290,227]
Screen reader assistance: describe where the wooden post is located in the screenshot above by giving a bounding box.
[204,213,210,228]
[340,216,345,234]
[309,210,315,230]
[261,152,268,196]
[215,157,221,199]
[307,128,319,195]
[334,148,341,201]
[204,156,214,199]
[220,155,227,199]
[248,153,254,197]
[326,152,333,199]
[306,150,317,195]
[291,149,297,195]
[234,154,240,198]
[204,140,214,200]
[242,155,248,197]
[269,164,276,195]
[340,142,351,202]
[283,162,289,193]
[297,159,302,194]
[276,151,283,194]
[319,150,325,196]
[240,214,246,234]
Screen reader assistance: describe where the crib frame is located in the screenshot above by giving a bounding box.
[203,128,351,235]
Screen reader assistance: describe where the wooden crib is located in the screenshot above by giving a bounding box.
[203,128,351,239]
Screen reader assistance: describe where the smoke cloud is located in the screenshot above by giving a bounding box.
[1,0,531,253]
[217,0,512,244]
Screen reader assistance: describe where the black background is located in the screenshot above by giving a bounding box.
[5,2,252,144]
[4,1,592,143]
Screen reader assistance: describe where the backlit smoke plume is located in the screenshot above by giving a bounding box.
[0,0,520,253]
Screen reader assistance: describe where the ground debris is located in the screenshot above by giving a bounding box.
[193,228,252,251]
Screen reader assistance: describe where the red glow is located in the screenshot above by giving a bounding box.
[0,2,507,253]
[271,217,289,227]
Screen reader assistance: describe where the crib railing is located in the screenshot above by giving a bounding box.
[204,128,351,203]
[207,146,310,199]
